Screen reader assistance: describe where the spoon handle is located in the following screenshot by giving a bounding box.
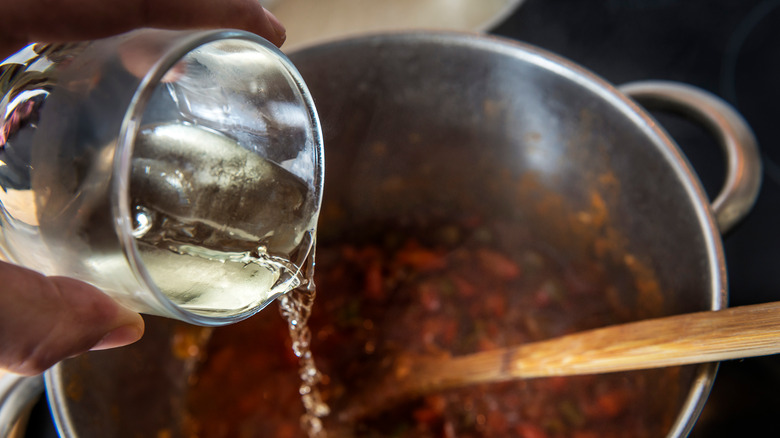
[414,301,780,391]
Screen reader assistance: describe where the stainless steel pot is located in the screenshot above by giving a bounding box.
[0,31,761,437]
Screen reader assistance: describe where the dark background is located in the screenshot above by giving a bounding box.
[24,0,780,436]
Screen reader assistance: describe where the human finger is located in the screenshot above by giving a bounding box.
[0,0,286,60]
[0,262,144,375]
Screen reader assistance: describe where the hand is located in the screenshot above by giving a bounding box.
[0,261,145,375]
[0,0,287,60]
[0,0,287,376]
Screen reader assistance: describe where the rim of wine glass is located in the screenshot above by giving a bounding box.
[111,28,325,327]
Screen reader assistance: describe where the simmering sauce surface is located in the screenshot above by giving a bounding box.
[182,213,692,438]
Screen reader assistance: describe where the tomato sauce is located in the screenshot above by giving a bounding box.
[182,213,693,437]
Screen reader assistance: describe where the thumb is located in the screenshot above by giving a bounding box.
[0,261,144,375]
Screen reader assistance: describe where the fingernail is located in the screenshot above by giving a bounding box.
[264,8,287,45]
[90,325,143,351]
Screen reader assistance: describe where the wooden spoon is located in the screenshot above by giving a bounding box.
[341,301,780,420]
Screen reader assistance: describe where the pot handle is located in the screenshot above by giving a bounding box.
[618,80,762,233]
[0,372,44,438]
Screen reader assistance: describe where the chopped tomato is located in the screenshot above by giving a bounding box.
[477,248,521,279]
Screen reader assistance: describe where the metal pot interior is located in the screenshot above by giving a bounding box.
[47,32,725,437]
